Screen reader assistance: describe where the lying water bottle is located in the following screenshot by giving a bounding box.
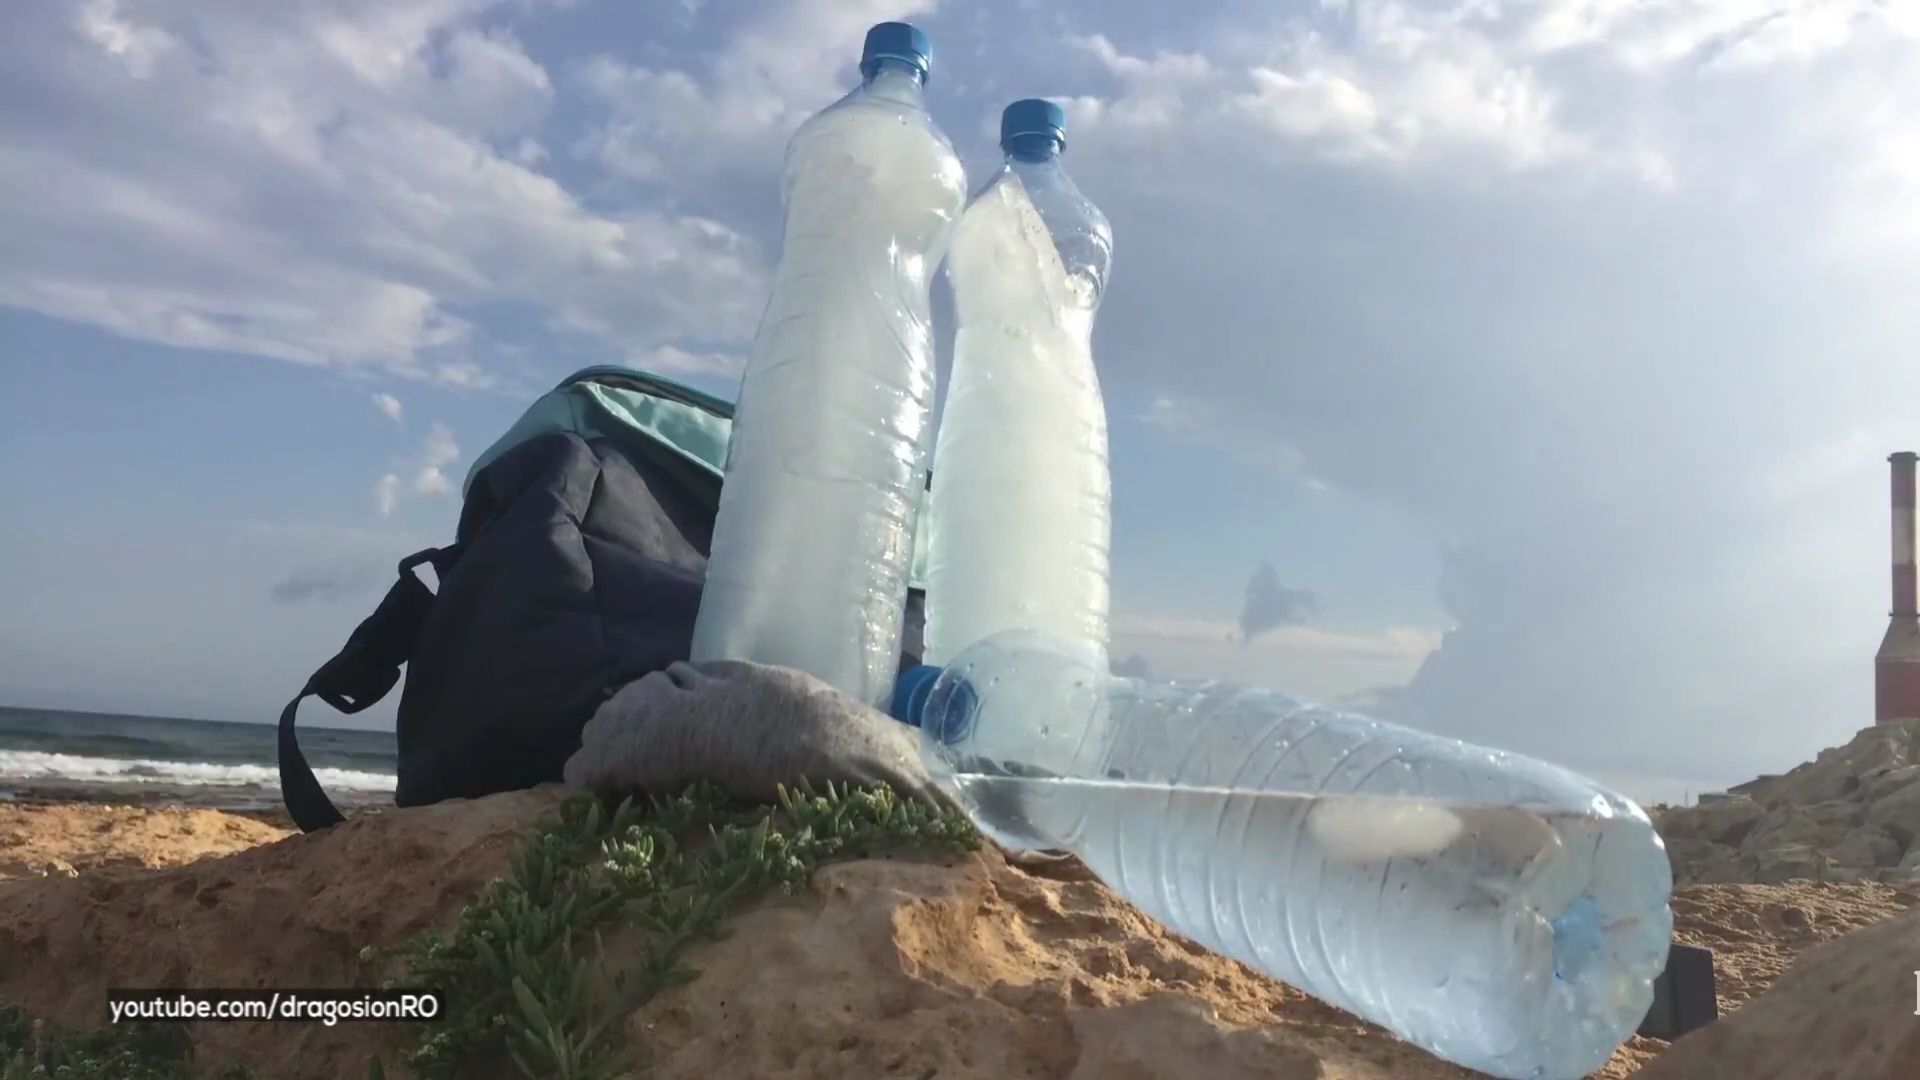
[924,99,1114,664]
[892,631,1674,1080]
[691,22,967,707]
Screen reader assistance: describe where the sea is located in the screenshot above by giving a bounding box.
[0,705,397,813]
[0,706,1729,817]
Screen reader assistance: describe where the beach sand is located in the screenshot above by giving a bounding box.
[0,797,292,881]
[3,794,1918,1078]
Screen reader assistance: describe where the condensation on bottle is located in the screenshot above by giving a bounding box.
[924,98,1114,666]
[690,22,967,707]
[898,630,1675,1080]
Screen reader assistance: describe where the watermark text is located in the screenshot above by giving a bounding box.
[107,989,442,1026]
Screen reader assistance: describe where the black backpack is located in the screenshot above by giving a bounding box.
[277,366,931,832]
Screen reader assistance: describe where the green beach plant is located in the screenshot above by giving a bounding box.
[2,780,974,1080]
[0,1005,248,1080]
[374,779,977,1080]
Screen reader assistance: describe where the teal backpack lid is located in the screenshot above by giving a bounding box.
[559,364,734,418]
[463,365,733,495]
[465,364,932,592]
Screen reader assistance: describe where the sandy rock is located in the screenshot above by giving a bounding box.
[1657,796,1761,847]
[0,787,569,1078]
[1631,903,1920,1080]
[1864,777,1920,851]
[1862,762,1920,803]
[0,789,1485,1080]
[1661,836,1738,884]
[1740,800,1859,853]
[1748,843,1828,884]
[0,802,288,882]
[1662,721,1920,883]
[3,791,1919,1079]
[1730,720,1920,806]
[614,852,1919,1080]
[624,850,1440,1080]
[1659,882,1920,1014]
[1830,826,1903,869]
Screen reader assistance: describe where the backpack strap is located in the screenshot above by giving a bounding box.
[277,546,454,832]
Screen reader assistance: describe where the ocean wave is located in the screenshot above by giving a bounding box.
[0,750,397,793]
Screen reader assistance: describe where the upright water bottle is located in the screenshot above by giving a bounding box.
[691,23,967,706]
[893,631,1674,1080]
[923,99,1114,665]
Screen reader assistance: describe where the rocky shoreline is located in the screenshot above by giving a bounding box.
[1655,719,1920,886]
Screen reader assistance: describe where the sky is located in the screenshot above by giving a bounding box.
[2,0,1917,806]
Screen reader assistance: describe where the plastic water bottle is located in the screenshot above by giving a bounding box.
[691,23,967,707]
[892,631,1674,1080]
[923,99,1114,665]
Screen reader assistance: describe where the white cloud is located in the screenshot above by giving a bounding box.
[1047,0,1920,780]
[1071,14,1602,174]
[0,0,764,382]
[373,473,401,517]
[1142,394,1309,476]
[411,423,461,496]
[576,0,940,195]
[1111,610,1441,704]
[417,26,556,135]
[426,359,500,391]
[1069,0,1920,216]
[511,137,548,165]
[632,343,745,380]
[371,421,461,514]
[371,392,404,423]
[75,0,174,78]
[1513,0,1903,70]
[1115,610,1438,660]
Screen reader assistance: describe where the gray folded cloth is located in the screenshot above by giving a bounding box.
[561,659,953,811]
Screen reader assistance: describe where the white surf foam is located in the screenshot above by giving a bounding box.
[0,750,397,793]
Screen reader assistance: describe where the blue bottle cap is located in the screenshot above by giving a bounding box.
[1000,98,1066,154]
[861,22,932,82]
[891,663,944,727]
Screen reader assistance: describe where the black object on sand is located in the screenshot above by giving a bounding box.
[1637,943,1718,1041]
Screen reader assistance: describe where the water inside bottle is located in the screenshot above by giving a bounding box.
[689,62,964,706]
[919,647,1673,1076]
[924,172,1110,664]
[946,772,1575,864]
[942,773,1668,1025]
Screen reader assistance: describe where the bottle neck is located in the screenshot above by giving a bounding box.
[861,57,927,94]
[1003,134,1062,165]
